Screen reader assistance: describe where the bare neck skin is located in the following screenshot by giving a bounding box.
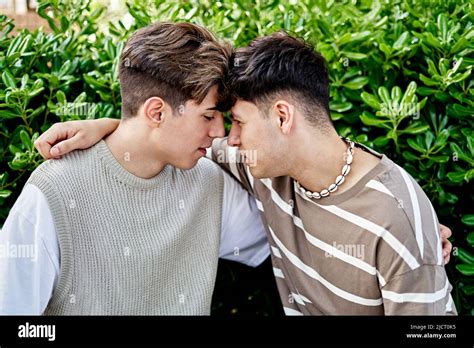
[287,128,381,195]
[105,120,166,179]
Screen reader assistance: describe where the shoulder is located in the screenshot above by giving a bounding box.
[370,157,441,264]
[27,145,99,189]
[376,157,437,232]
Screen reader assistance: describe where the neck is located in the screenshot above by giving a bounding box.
[289,130,380,195]
[105,121,166,179]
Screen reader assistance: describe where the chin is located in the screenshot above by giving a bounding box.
[171,158,199,170]
[248,165,267,179]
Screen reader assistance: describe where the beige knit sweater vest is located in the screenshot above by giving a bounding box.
[27,140,224,315]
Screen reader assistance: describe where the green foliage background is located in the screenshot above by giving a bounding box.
[0,0,473,314]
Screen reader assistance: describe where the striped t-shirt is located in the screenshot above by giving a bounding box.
[211,138,456,315]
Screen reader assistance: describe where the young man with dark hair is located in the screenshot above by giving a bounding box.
[30,31,455,315]
[0,22,270,315]
[216,31,456,315]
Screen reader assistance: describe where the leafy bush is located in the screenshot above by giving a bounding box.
[0,0,472,314]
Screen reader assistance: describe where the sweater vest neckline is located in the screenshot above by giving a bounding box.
[94,140,173,190]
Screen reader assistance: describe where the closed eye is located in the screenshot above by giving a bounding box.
[204,115,214,121]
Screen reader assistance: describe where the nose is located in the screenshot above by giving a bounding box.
[227,122,241,147]
[209,114,225,139]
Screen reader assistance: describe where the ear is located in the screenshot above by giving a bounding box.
[273,100,294,135]
[143,97,166,126]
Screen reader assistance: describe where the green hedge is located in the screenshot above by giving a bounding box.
[0,0,473,314]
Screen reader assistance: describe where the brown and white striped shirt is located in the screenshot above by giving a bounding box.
[211,138,457,315]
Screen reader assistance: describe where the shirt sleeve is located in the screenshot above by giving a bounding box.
[0,184,60,315]
[209,137,256,196]
[218,169,270,267]
[380,264,457,315]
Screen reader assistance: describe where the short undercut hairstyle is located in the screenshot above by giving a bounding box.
[228,31,332,130]
[119,22,233,119]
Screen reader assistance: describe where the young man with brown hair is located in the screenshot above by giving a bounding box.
[0,22,270,315]
[29,31,454,315]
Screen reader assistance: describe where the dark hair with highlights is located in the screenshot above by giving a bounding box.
[228,31,332,130]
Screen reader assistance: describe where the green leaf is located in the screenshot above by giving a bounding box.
[338,31,371,45]
[343,76,369,89]
[379,43,391,57]
[451,104,474,116]
[424,32,442,49]
[419,74,438,86]
[457,247,474,264]
[60,16,69,31]
[401,81,417,104]
[462,215,474,226]
[28,105,46,119]
[0,109,19,119]
[402,151,419,161]
[407,138,425,153]
[450,143,473,165]
[361,92,381,110]
[83,74,106,89]
[451,37,467,54]
[20,74,29,89]
[184,7,198,20]
[8,144,21,155]
[447,171,465,183]
[329,102,352,113]
[391,86,402,103]
[467,232,474,246]
[9,157,28,170]
[341,52,368,60]
[462,285,474,296]
[425,131,434,148]
[445,192,458,204]
[450,57,463,75]
[451,69,472,84]
[434,129,449,148]
[360,112,389,127]
[19,129,31,151]
[456,264,474,276]
[437,14,447,42]
[104,39,116,60]
[74,92,88,103]
[355,134,368,143]
[439,59,450,76]
[56,90,66,104]
[417,87,437,96]
[0,190,12,198]
[28,87,45,98]
[427,58,439,77]
[400,124,430,134]
[18,34,32,55]
[377,87,391,105]
[2,69,16,89]
[393,31,409,50]
[429,155,449,163]
[373,136,389,147]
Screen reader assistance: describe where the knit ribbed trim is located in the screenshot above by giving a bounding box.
[95,140,173,190]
